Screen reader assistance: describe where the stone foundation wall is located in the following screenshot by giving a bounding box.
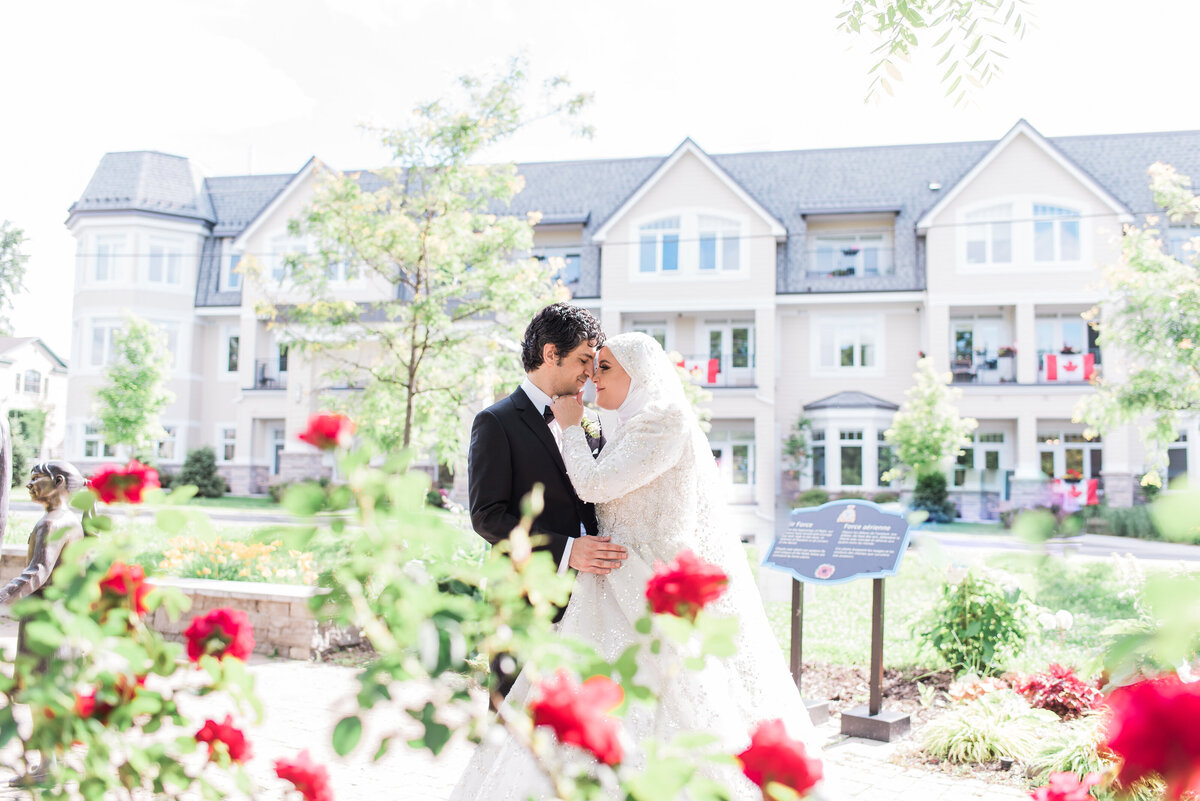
[0,546,358,660]
[277,452,328,486]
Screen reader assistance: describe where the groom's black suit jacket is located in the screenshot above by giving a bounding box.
[468,387,600,566]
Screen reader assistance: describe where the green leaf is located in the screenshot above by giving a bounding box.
[23,621,63,654]
[283,483,327,517]
[685,655,707,671]
[333,715,363,756]
[654,614,694,644]
[634,616,652,635]
[373,736,393,762]
[625,757,695,801]
[155,508,188,535]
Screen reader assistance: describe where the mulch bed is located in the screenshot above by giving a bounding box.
[797,661,954,727]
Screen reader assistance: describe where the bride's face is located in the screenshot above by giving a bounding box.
[593,347,631,410]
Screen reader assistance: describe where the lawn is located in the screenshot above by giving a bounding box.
[763,544,1166,677]
[180,495,279,511]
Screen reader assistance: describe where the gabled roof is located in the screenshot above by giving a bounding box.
[0,337,68,370]
[590,139,787,242]
[916,120,1135,232]
[230,157,322,249]
[67,151,213,224]
[804,391,899,411]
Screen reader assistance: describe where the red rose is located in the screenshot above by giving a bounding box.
[1103,674,1200,799]
[529,669,624,766]
[196,715,252,763]
[1029,771,1102,801]
[645,549,729,620]
[737,719,823,798]
[274,749,333,801]
[99,561,151,616]
[184,607,255,662]
[298,413,355,450]
[74,688,97,718]
[89,460,160,504]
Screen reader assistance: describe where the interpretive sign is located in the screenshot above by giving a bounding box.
[764,499,913,740]
[762,499,910,585]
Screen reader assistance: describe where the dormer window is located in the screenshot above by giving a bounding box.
[1033,205,1081,262]
[809,233,892,277]
[639,217,680,273]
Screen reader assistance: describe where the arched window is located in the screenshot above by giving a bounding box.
[638,217,680,273]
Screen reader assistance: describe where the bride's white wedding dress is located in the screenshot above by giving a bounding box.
[451,333,821,801]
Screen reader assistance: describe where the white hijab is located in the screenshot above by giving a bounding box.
[604,332,690,425]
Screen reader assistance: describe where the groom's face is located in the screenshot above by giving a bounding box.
[545,340,597,397]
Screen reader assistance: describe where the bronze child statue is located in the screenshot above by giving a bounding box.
[0,461,87,655]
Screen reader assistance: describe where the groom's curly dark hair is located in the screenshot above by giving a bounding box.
[521,303,605,372]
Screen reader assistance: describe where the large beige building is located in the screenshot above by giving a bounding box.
[65,121,1200,541]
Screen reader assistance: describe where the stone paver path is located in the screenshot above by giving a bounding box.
[0,621,1029,800]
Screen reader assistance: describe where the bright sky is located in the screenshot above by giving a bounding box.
[3,0,1197,358]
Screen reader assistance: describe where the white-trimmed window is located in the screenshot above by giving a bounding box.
[630,321,668,350]
[149,320,180,370]
[156,425,178,462]
[698,215,740,272]
[965,204,1013,264]
[270,235,305,281]
[811,430,826,487]
[840,430,864,486]
[94,235,124,282]
[815,317,879,371]
[224,333,240,374]
[147,238,183,284]
[708,425,756,503]
[222,249,242,291]
[23,370,40,395]
[877,431,897,486]
[83,424,115,459]
[1167,223,1200,264]
[1033,205,1081,262]
[219,426,237,462]
[88,319,122,367]
[809,232,892,277]
[639,217,680,273]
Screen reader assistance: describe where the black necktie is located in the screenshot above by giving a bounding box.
[543,405,555,424]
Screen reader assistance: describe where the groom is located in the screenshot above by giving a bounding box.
[468,303,628,587]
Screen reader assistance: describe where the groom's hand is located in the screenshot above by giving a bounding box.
[569,536,627,574]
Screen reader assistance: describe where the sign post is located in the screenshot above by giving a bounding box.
[763,500,912,742]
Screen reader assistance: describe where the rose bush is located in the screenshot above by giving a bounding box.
[1103,673,1200,799]
[1029,771,1102,801]
[184,607,256,662]
[88,459,160,504]
[737,718,823,799]
[297,413,356,451]
[644,548,728,620]
[529,670,625,766]
[274,749,334,801]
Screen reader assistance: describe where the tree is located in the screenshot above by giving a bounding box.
[0,221,29,335]
[836,0,1033,104]
[1077,163,1200,487]
[883,357,978,481]
[93,314,175,459]
[781,416,814,479]
[256,59,589,461]
[178,447,227,498]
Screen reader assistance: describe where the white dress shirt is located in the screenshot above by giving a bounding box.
[519,378,579,575]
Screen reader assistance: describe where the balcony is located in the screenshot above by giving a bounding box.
[249,360,288,390]
[676,354,756,388]
[949,348,1100,385]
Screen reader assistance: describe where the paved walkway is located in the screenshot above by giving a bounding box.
[0,622,1028,801]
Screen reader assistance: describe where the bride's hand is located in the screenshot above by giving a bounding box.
[551,392,585,428]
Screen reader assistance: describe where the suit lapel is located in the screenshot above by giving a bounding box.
[512,387,568,475]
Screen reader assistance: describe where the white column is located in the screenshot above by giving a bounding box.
[926,303,950,368]
[1015,302,1037,384]
[755,304,775,398]
[1015,412,1041,480]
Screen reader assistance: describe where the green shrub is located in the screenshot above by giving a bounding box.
[269,476,333,505]
[872,491,901,504]
[1100,505,1161,540]
[834,491,867,500]
[1027,712,1165,801]
[921,690,1056,763]
[8,432,32,488]
[177,447,227,498]
[912,471,957,523]
[918,570,1029,675]
[791,488,830,508]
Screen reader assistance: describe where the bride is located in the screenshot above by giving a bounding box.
[451,332,822,800]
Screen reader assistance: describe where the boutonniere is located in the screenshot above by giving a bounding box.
[580,416,601,440]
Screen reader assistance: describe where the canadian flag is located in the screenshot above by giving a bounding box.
[1052,478,1100,510]
[1044,353,1095,382]
[677,358,720,384]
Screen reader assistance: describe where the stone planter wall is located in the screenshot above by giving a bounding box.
[0,544,358,660]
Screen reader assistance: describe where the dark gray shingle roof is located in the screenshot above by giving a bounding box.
[74,125,1200,309]
[804,391,900,411]
[68,151,214,222]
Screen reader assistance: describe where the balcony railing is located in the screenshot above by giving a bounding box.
[675,354,756,387]
[249,360,288,390]
[949,348,1101,385]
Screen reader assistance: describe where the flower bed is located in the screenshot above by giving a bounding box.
[0,544,359,659]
